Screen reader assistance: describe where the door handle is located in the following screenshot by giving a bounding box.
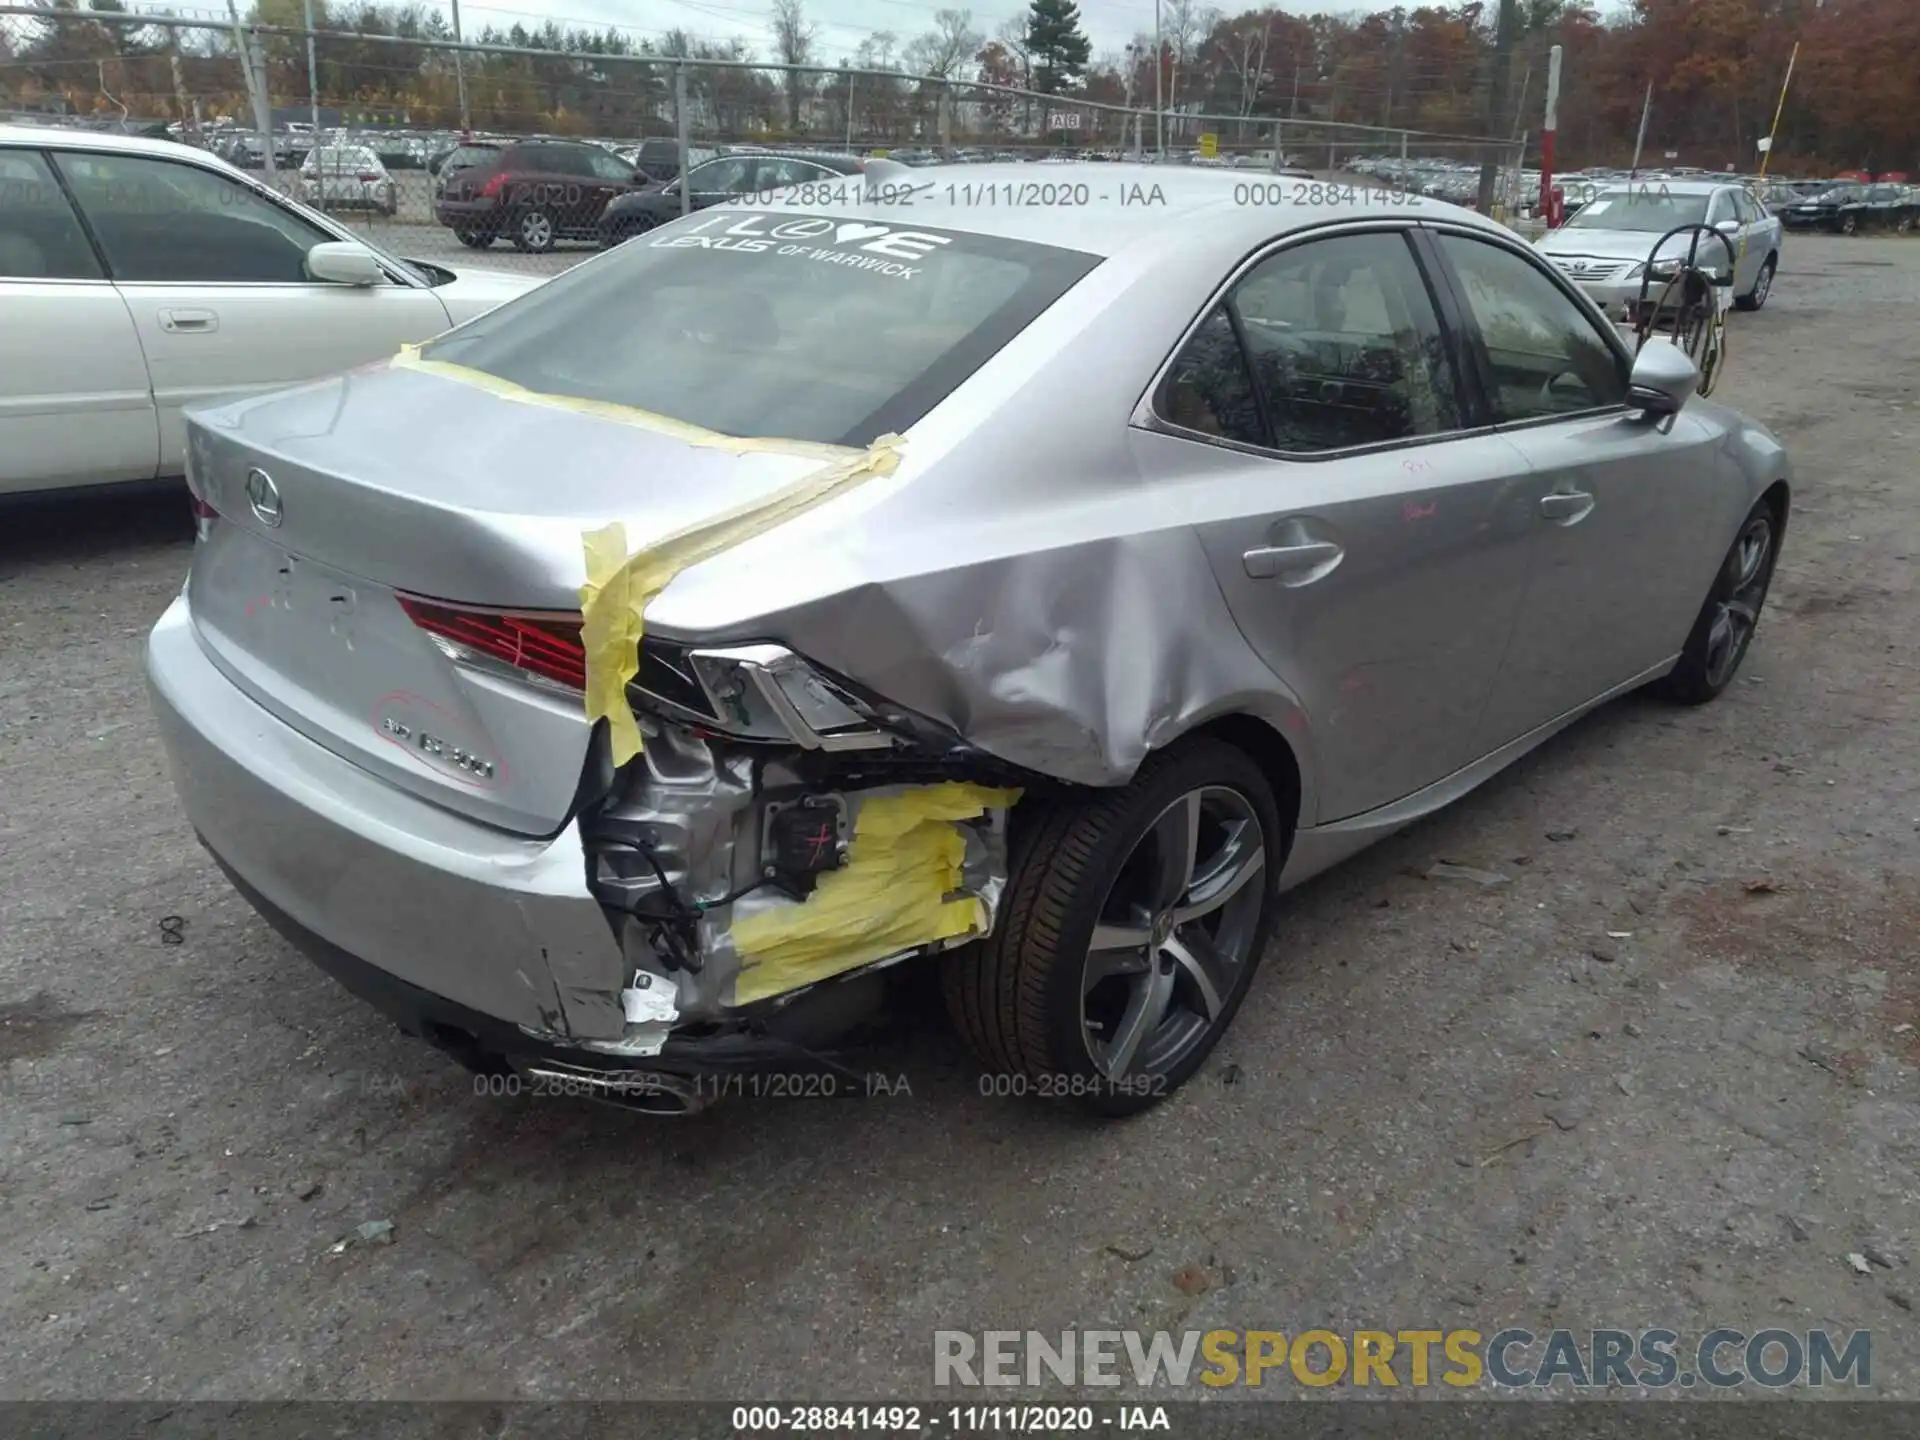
[1539,490,1595,524]
[1243,540,1344,581]
[160,308,219,334]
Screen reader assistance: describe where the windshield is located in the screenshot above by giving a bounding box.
[1565,190,1712,231]
[422,211,1100,446]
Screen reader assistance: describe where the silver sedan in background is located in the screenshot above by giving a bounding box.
[1535,180,1783,320]
[147,166,1790,1117]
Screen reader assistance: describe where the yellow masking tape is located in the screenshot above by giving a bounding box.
[578,432,904,766]
[385,344,903,768]
[730,783,1022,1006]
[391,345,854,461]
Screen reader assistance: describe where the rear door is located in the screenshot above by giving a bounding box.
[0,147,158,493]
[1137,225,1539,822]
[52,147,453,476]
[1426,226,1722,747]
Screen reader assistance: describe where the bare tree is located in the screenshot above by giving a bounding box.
[995,13,1033,128]
[1160,0,1206,135]
[905,9,982,79]
[770,0,814,133]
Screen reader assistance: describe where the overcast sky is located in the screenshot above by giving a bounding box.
[400,0,1334,67]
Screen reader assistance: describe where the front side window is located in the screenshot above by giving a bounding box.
[1225,231,1462,452]
[1438,233,1627,422]
[420,213,1100,446]
[52,151,327,283]
[1707,190,1737,226]
[756,158,835,188]
[0,149,103,279]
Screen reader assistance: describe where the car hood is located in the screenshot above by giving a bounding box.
[1536,227,1735,266]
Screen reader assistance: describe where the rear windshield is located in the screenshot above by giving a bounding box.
[421,210,1101,446]
[443,145,498,171]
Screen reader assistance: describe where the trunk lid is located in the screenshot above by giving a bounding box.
[183,362,841,834]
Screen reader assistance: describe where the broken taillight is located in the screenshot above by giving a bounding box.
[187,491,219,542]
[397,596,587,692]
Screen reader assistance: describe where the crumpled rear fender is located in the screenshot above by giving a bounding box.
[774,524,1321,819]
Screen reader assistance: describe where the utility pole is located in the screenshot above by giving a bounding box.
[1628,79,1653,178]
[168,36,200,143]
[300,0,320,138]
[674,63,690,215]
[227,0,276,180]
[450,0,471,134]
[1475,0,1517,212]
[1537,43,1562,223]
[1153,0,1164,157]
[845,70,855,152]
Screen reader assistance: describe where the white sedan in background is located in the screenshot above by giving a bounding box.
[0,125,541,496]
[296,144,399,216]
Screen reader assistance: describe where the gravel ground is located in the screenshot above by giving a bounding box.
[2,233,1918,1402]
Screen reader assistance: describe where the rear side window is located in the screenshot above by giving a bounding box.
[444,145,498,172]
[0,149,103,279]
[421,212,1100,446]
[1158,306,1263,446]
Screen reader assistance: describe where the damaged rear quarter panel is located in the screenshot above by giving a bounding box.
[639,238,1321,809]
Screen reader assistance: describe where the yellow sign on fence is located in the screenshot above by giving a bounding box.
[1198,133,1219,159]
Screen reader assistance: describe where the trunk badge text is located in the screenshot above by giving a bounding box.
[381,717,498,781]
[245,468,284,528]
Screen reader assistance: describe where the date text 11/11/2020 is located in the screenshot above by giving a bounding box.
[752,179,1430,212]
[730,1404,1173,1432]
[469,1070,915,1101]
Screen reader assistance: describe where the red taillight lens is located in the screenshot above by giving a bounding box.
[188,491,219,541]
[358,171,379,182]
[398,596,587,691]
[478,172,507,198]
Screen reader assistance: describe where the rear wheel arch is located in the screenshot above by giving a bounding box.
[1179,713,1304,856]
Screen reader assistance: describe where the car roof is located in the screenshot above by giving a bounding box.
[0,122,233,163]
[734,161,1508,259]
[1588,179,1729,196]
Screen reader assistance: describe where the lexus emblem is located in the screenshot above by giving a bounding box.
[245,467,283,527]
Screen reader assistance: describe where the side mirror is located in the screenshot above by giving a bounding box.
[1715,217,1740,232]
[305,240,383,287]
[1626,339,1701,417]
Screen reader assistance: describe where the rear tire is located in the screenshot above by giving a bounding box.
[512,207,556,253]
[455,229,492,249]
[1656,498,1781,705]
[941,738,1283,1117]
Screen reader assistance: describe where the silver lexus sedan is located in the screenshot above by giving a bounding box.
[147,165,1790,1115]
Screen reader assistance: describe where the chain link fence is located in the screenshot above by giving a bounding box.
[2,6,1528,277]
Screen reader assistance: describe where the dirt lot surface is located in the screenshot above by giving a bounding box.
[2,233,1918,1403]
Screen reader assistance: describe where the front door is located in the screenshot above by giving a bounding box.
[51,148,452,476]
[1136,226,1538,823]
[1426,228,1722,750]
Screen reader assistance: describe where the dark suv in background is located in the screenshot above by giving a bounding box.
[434,140,646,252]
[597,150,866,246]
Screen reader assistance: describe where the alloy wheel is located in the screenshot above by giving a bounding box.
[520,211,554,249]
[1704,511,1774,689]
[1753,262,1773,306]
[1079,786,1266,1082]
